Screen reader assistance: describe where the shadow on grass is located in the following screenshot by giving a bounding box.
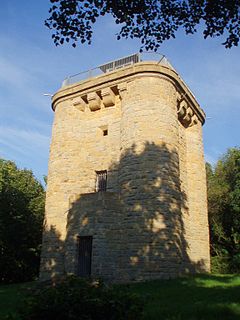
[0,282,36,319]
[126,274,240,320]
[1,275,239,320]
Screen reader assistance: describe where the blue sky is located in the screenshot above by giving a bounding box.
[1,1,240,184]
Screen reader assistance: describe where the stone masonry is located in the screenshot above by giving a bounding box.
[40,61,210,282]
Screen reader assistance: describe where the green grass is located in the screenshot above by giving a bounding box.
[0,274,239,320]
[127,274,240,320]
[0,282,35,319]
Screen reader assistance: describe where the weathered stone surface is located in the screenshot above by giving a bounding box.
[40,61,210,282]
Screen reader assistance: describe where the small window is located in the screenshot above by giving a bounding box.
[99,125,108,136]
[96,170,107,192]
[103,129,108,136]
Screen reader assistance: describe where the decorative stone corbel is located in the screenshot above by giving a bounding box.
[101,87,115,107]
[72,96,86,112]
[178,100,188,118]
[189,114,198,127]
[87,92,101,111]
[177,99,197,127]
[118,83,127,100]
[183,107,193,125]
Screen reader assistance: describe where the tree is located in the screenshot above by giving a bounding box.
[206,148,240,273]
[46,0,240,51]
[0,159,45,283]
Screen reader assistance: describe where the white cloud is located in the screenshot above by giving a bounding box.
[0,126,50,158]
[0,56,53,112]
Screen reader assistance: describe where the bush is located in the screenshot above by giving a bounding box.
[211,255,240,274]
[231,253,240,273]
[17,277,144,320]
[211,256,231,274]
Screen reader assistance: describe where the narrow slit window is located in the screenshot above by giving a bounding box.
[103,129,108,136]
[96,170,107,192]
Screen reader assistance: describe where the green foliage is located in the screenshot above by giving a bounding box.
[129,274,240,320]
[0,282,36,320]
[0,159,45,283]
[17,277,144,320]
[2,275,240,320]
[46,0,240,51]
[206,148,240,273]
[210,256,232,274]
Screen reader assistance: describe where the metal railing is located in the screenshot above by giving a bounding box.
[61,52,175,87]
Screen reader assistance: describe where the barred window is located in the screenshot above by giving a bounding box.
[96,170,107,192]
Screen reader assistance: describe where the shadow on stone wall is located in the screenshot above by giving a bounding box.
[41,142,207,282]
[40,224,65,281]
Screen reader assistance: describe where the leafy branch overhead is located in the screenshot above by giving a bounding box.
[46,0,240,50]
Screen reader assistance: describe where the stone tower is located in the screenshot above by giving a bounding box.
[40,55,210,282]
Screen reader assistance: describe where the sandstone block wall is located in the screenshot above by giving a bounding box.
[40,62,210,282]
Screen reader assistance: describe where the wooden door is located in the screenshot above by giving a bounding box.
[77,236,92,277]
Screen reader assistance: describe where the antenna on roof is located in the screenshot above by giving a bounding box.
[99,53,140,73]
[43,93,53,97]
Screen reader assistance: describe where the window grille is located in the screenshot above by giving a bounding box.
[96,170,107,192]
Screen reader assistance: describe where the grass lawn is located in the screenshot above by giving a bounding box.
[128,274,240,320]
[0,282,35,319]
[0,274,239,320]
